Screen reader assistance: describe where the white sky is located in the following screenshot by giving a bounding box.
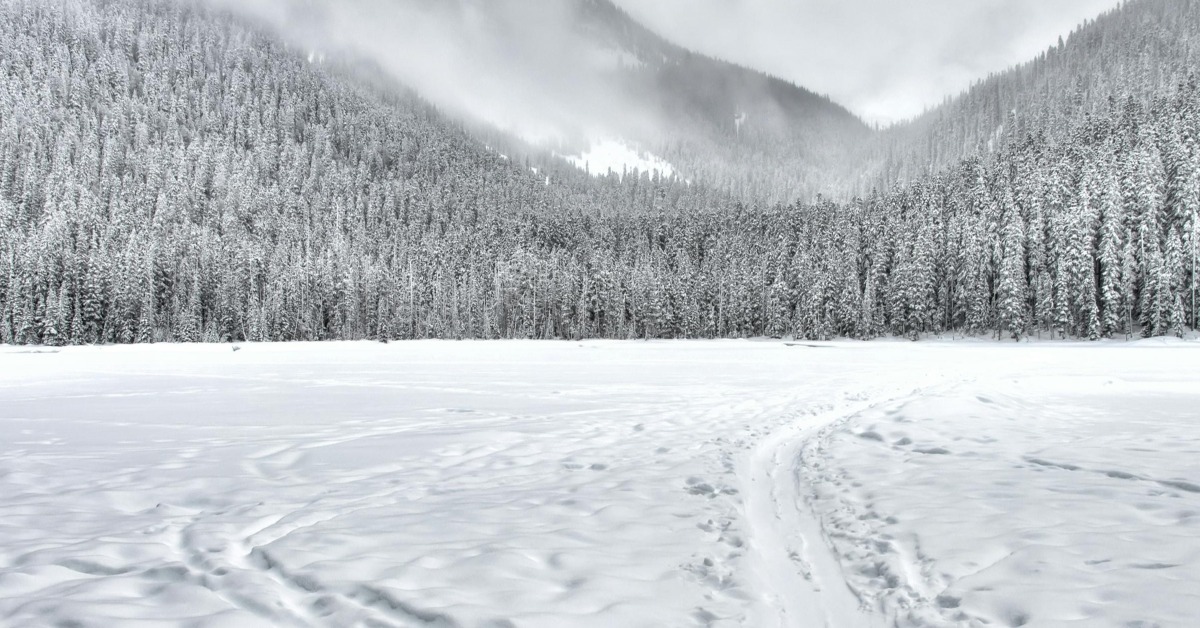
[611,0,1124,126]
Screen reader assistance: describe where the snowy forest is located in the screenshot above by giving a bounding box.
[0,0,1198,344]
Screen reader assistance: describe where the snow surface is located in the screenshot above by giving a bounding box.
[563,139,675,178]
[1,340,1198,627]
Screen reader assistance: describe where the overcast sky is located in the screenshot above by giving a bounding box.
[611,0,1123,126]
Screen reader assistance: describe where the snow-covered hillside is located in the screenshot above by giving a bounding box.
[0,341,1197,627]
[563,138,676,178]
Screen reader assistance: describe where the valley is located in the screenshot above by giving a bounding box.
[2,1,1199,625]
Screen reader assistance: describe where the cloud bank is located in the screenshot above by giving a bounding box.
[612,0,1123,126]
[202,0,653,146]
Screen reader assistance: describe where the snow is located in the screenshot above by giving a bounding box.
[482,145,509,160]
[563,139,675,179]
[0,340,1198,627]
[801,375,1200,627]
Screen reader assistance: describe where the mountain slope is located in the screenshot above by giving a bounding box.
[180,0,1200,204]
[577,0,871,199]
[214,0,871,204]
[873,0,1200,192]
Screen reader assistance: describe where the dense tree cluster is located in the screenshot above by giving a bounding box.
[0,0,1196,344]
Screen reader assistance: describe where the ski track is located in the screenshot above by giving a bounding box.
[1,340,1198,627]
[743,392,923,628]
[790,376,1200,627]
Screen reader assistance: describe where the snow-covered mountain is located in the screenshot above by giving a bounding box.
[870,0,1200,189]
[211,0,871,202]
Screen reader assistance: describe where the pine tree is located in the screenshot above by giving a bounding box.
[1098,162,1127,337]
[1164,226,1188,336]
[996,187,1029,339]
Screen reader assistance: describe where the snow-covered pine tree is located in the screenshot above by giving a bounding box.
[996,186,1029,339]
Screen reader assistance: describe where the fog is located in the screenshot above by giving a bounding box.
[612,0,1123,126]
[203,0,654,147]
[195,0,1125,153]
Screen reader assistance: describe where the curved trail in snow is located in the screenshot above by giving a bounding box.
[6,342,1197,628]
[739,388,951,628]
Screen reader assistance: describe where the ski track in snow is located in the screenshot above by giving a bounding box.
[794,374,1200,628]
[0,339,1198,627]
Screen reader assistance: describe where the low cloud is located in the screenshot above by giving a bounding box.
[202,0,654,146]
[612,0,1122,126]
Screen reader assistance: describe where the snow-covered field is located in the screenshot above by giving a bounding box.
[1,340,1197,627]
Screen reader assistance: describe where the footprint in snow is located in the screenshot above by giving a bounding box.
[936,594,961,609]
[1159,479,1200,493]
[685,477,736,497]
[1105,470,1141,480]
[1024,457,1081,471]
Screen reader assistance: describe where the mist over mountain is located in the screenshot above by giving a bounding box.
[612,0,1124,127]
[206,0,645,144]
[194,0,1199,202]
[199,0,871,203]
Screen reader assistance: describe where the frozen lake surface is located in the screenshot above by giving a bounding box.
[1,340,1198,627]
